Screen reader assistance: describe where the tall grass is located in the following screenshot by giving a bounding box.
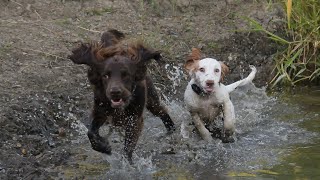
[248,0,320,87]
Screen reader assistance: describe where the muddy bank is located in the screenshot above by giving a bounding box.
[0,0,284,179]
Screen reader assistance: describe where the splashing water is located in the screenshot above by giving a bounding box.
[164,63,185,95]
[64,83,319,179]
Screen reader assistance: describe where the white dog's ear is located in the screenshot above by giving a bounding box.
[185,48,201,74]
[219,61,229,82]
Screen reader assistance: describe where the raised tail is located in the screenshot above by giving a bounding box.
[225,65,257,93]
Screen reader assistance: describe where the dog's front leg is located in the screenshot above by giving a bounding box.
[191,113,213,142]
[146,77,176,133]
[146,102,176,133]
[87,103,112,154]
[124,116,143,164]
[222,99,235,143]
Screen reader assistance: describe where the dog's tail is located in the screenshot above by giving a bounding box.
[225,65,257,93]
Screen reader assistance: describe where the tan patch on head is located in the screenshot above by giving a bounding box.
[219,61,229,82]
[189,48,201,61]
[185,48,202,73]
[125,42,145,62]
[92,40,143,62]
[92,43,105,61]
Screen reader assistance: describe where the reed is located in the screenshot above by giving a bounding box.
[247,0,320,86]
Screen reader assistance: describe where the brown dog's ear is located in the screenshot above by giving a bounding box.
[136,43,162,62]
[185,48,201,72]
[68,43,94,65]
[68,42,105,66]
[132,43,162,81]
[128,43,162,64]
[219,61,229,82]
[100,29,125,48]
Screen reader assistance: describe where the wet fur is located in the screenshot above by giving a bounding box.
[68,29,175,163]
[184,48,256,143]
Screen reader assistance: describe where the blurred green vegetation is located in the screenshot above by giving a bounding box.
[247,0,320,87]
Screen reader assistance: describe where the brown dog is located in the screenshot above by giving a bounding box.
[68,29,175,163]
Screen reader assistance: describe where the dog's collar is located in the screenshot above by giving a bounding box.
[191,84,209,96]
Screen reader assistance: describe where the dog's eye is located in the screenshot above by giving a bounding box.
[199,68,205,72]
[104,72,110,79]
[215,69,220,73]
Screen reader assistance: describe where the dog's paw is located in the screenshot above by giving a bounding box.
[221,135,235,143]
[88,132,112,154]
[164,121,176,133]
[220,129,235,143]
[211,131,222,139]
[166,125,176,135]
[92,142,112,155]
[207,126,222,139]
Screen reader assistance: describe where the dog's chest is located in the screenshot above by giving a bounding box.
[187,95,222,119]
[199,96,221,115]
[185,83,225,119]
[204,95,222,105]
[107,110,134,127]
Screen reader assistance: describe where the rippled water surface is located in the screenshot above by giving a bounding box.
[58,85,320,180]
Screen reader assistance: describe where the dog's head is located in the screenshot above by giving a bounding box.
[69,29,161,108]
[185,48,229,94]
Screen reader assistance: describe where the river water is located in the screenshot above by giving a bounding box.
[57,85,320,179]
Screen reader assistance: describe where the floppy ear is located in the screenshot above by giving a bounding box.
[184,59,194,72]
[68,43,100,66]
[137,44,162,63]
[219,61,229,82]
[100,29,125,48]
[133,44,162,81]
[68,42,107,66]
[185,48,201,74]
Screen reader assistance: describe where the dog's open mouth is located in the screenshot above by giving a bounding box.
[111,98,125,108]
[204,87,214,93]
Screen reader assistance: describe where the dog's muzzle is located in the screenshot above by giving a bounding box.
[191,84,210,96]
[109,84,136,108]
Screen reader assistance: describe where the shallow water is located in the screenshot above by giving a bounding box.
[58,85,320,180]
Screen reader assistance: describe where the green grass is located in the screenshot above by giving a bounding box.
[247,0,320,87]
[85,7,114,16]
[55,18,72,26]
[0,43,12,56]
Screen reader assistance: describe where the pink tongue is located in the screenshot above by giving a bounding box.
[205,87,214,92]
[111,99,123,106]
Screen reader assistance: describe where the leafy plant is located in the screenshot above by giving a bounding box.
[247,0,320,87]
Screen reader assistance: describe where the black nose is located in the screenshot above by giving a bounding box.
[206,80,214,87]
[110,87,122,96]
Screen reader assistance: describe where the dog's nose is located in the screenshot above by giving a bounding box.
[110,87,122,96]
[206,80,214,87]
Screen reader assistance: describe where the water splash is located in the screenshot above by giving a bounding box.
[164,63,185,95]
[68,84,318,179]
[101,152,156,179]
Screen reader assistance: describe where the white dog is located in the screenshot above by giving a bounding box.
[184,48,257,143]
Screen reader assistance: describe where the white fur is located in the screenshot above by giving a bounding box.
[184,58,257,142]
